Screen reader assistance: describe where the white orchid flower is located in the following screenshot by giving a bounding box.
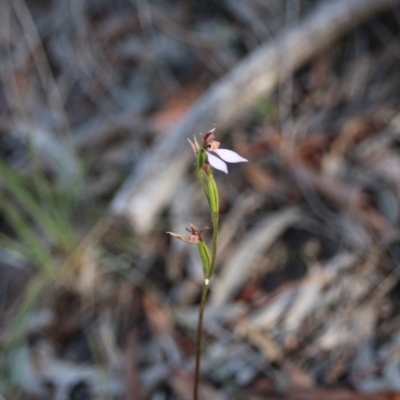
[202,127,248,174]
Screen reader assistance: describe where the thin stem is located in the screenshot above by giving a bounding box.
[194,167,219,399]
[194,281,210,400]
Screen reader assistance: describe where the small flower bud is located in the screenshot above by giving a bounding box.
[198,241,211,276]
[207,174,219,213]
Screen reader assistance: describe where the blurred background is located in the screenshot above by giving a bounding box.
[1,0,400,399]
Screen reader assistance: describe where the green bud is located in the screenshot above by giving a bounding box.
[198,241,211,276]
[196,148,206,171]
[207,174,219,213]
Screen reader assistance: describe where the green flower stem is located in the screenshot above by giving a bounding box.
[194,161,220,399]
[194,280,209,400]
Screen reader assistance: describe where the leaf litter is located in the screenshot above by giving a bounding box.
[1,1,400,399]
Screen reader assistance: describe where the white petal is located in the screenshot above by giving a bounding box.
[206,152,228,173]
[212,149,248,163]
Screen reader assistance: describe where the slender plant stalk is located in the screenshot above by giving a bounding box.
[194,281,210,400]
[194,209,218,399]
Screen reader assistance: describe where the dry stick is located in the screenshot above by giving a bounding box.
[110,0,398,235]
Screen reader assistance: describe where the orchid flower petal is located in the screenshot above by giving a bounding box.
[212,149,248,163]
[206,152,228,173]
